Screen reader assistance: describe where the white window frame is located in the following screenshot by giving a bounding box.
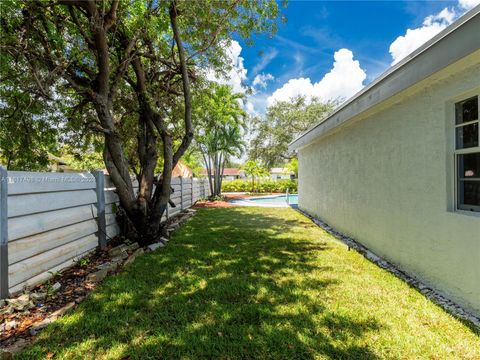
[454,94,480,213]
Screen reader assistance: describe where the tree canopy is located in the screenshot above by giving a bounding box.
[249,95,334,167]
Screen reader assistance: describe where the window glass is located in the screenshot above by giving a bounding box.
[458,181,480,207]
[455,95,479,212]
[457,153,480,179]
[456,122,479,149]
[455,96,478,124]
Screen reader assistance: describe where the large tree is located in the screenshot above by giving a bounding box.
[249,95,334,167]
[1,0,281,244]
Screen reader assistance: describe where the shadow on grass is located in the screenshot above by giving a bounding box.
[19,208,383,359]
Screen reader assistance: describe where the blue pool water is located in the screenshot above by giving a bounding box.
[249,195,298,205]
[232,194,298,207]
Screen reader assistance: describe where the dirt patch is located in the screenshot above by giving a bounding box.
[0,240,125,348]
[194,200,235,208]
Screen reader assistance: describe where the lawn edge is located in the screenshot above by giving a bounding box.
[295,208,480,331]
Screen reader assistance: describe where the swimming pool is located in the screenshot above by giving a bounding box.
[231,194,298,207]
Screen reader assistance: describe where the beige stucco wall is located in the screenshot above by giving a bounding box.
[298,53,480,315]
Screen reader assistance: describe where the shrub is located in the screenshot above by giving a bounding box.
[222,179,297,193]
[221,179,250,192]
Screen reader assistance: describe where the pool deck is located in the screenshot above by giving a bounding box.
[194,193,297,208]
[228,193,298,208]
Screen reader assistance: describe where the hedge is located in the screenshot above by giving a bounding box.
[221,179,297,193]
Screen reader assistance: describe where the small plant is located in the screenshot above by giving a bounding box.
[49,270,61,278]
[209,195,225,201]
[44,272,61,297]
[79,258,90,267]
[44,282,54,297]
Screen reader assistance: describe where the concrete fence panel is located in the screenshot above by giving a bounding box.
[0,169,207,298]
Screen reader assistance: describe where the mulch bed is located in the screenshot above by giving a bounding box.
[193,193,247,208]
[0,239,124,348]
[194,193,284,208]
[194,200,236,208]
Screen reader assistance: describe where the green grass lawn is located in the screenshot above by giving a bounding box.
[19,207,479,359]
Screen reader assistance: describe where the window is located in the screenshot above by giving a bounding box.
[455,95,480,212]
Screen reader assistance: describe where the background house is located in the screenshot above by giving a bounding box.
[289,10,480,317]
[269,167,295,180]
[200,168,245,181]
[47,153,74,172]
[172,161,193,178]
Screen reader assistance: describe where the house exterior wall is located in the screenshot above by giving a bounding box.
[298,57,480,315]
[270,174,292,180]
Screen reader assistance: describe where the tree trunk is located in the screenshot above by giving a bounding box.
[219,155,223,195]
[219,155,226,195]
[110,1,193,244]
[205,153,214,197]
[213,152,219,197]
[215,152,222,196]
[146,132,173,242]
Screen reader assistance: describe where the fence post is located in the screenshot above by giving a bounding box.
[180,176,184,210]
[92,170,107,250]
[191,177,194,206]
[0,166,9,299]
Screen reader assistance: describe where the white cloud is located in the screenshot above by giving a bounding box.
[207,40,248,94]
[425,7,456,25]
[458,0,480,10]
[267,78,312,106]
[252,73,274,89]
[389,7,456,65]
[251,49,278,76]
[389,0,480,65]
[205,40,265,116]
[244,101,256,116]
[267,48,366,106]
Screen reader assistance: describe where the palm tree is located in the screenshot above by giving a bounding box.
[195,84,247,197]
[242,160,268,193]
[214,124,246,195]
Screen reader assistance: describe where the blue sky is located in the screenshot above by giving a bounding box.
[213,0,479,114]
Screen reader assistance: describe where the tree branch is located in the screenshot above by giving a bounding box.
[68,5,94,47]
[104,0,119,30]
[186,0,241,61]
[110,30,139,98]
[170,0,193,168]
